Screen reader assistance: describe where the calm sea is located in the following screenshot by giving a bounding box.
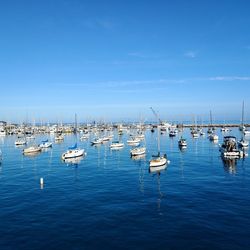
[0,128,249,250]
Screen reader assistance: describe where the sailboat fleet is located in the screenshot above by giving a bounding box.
[0,103,249,166]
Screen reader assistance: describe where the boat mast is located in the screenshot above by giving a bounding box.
[242,101,245,128]
[150,107,161,155]
[74,113,77,134]
[210,110,212,128]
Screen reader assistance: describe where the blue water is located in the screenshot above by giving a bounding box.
[0,128,249,250]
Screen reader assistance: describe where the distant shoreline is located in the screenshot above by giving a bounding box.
[181,123,250,128]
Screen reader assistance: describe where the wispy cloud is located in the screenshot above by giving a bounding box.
[184,50,197,58]
[208,76,250,81]
[58,75,250,90]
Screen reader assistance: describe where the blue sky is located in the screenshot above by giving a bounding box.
[0,0,250,123]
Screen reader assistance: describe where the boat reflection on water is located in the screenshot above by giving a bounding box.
[222,157,237,174]
[179,145,187,152]
[149,164,167,174]
[63,155,84,166]
[149,164,167,214]
[131,154,146,161]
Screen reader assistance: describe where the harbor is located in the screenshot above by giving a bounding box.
[1,0,250,249]
[0,124,250,249]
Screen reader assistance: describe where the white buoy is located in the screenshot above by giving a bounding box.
[40,177,44,189]
[40,177,44,185]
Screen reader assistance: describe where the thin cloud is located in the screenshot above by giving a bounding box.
[59,75,250,89]
[208,76,250,81]
[184,51,197,58]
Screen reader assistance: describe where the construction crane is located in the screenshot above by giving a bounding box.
[150,107,162,125]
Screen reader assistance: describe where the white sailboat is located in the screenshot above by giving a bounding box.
[62,143,86,160]
[127,137,140,146]
[23,146,41,155]
[130,146,146,156]
[238,138,249,148]
[39,139,53,148]
[15,136,27,146]
[178,137,187,147]
[109,141,124,149]
[208,111,218,141]
[149,108,168,167]
[239,101,250,136]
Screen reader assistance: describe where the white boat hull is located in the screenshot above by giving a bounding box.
[222,151,244,158]
[209,134,219,141]
[110,143,124,149]
[130,147,146,156]
[39,142,53,148]
[15,140,27,146]
[62,149,85,160]
[244,130,250,136]
[23,146,41,154]
[149,157,167,167]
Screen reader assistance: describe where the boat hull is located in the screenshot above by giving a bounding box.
[130,147,146,156]
[62,149,85,160]
[149,157,167,167]
[23,147,41,154]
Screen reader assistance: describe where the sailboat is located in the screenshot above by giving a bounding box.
[239,101,245,131]
[61,143,86,160]
[208,110,219,141]
[15,135,27,146]
[39,139,53,148]
[240,101,250,136]
[149,108,168,167]
[190,116,199,138]
[62,114,86,160]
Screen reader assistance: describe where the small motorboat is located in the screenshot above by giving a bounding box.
[220,136,245,158]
